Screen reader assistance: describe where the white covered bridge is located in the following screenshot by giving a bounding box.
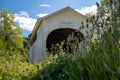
[29,6,90,63]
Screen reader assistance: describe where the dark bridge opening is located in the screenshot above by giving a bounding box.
[46,28,84,52]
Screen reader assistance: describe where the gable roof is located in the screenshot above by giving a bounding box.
[30,6,87,45]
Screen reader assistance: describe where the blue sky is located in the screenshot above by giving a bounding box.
[0,0,100,37]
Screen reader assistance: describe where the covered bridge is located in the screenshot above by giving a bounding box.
[29,6,89,63]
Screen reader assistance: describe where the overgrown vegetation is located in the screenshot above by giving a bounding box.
[0,0,120,80]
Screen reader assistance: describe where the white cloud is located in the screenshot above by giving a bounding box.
[36,13,48,17]
[39,4,51,7]
[18,11,29,17]
[75,5,97,15]
[14,11,37,31]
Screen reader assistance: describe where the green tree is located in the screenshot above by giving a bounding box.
[0,10,24,50]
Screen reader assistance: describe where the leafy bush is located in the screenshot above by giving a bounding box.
[32,50,120,80]
[0,51,38,80]
[0,46,119,80]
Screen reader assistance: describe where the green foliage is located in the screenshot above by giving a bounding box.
[0,46,119,80]
[0,10,24,50]
[0,51,38,80]
[0,9,31,80]
[31,51,120,80]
